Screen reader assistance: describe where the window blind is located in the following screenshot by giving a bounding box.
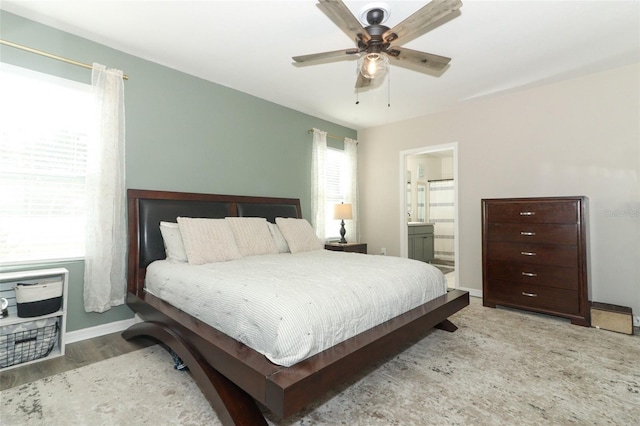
[0,63,94,264]
[325,148,345,238]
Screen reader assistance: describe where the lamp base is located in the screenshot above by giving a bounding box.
[339,220,347,244]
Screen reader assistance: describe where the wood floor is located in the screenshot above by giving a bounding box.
[0,331,155,391]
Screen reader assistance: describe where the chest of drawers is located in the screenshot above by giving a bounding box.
[482,197,590,326]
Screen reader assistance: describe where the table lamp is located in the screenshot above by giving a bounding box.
[333,203,352,244]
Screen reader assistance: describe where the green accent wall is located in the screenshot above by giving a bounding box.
[0,11,356,332]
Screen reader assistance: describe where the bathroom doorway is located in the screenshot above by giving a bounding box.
[400,143,458,288]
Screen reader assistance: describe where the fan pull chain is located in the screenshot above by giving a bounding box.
[355,88,360,105]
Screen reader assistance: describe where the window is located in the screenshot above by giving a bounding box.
[325,147,346,238]
[0,64,94,264]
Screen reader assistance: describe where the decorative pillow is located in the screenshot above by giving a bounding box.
[159,221,188,263]
[226,217,278,256]
[267,222,290,253]
[275,217,323,254]
[177,217,242,265]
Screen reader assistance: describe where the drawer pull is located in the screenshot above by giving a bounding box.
[521,251,536,256]
[522,272,538,277]
[520,211,536,216]
[520,231,536,236]
[522,292,538,297]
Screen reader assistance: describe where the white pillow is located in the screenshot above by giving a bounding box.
[275,218,323,254]
[177,217,242,265]
[267,222,290,253]
[159,221,188,263]
[226,217,278,256]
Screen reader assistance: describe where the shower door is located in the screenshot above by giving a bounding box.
[428,179,455,262]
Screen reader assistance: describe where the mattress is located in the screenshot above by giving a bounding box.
[145,250,446,366]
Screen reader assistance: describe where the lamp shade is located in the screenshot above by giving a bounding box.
[334,203,353,220]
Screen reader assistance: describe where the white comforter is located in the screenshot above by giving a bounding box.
[145,250,446,367]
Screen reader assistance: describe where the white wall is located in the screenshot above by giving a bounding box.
[442,156,453,179]
[358,64,640,316]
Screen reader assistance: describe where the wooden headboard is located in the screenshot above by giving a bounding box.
[127,189,301,296]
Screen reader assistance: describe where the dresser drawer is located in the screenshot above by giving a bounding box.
[487,242,578,267]
[486,280,580,315]
[486,223,578,245]
[485,201,578,224]
[486,260,578,290]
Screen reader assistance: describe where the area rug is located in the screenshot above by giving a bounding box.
[1,298,638,425]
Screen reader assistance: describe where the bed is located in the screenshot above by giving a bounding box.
[123,189,469,425]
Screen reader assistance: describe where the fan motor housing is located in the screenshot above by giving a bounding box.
[365,23,389,37]
[359,22,391,53]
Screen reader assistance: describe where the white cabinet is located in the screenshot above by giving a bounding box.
[0,268,68,370]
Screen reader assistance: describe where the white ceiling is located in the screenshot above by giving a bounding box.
[2,0,639,130]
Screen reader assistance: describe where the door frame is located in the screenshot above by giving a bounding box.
[399,142,459,288]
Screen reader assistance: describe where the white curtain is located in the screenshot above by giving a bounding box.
[83,63,127,313]
[343,137,358,242]
[311,128,327,240]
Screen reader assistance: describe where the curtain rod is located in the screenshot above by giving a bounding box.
[307,129,359,146]
[308,129,344,142]
[0,39,129,80]
[307,129,352,142]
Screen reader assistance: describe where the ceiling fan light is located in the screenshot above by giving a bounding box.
[358,52,389,79]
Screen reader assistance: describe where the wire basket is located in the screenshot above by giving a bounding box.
[0,317,59,369]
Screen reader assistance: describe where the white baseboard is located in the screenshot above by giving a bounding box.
[65,315,142,345]
[457,286,482,299]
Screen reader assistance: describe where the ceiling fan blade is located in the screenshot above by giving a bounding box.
[355,72,372,88]
[293,48,359,63]
[387,47,451,70]
[318,0,371,43]
[383,0,462,43]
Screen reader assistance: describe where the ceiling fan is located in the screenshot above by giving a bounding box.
[293,0,463,88]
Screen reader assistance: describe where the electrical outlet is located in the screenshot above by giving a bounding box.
[381,247,386,255]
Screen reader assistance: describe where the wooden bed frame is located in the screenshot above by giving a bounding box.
[123,189,469,425]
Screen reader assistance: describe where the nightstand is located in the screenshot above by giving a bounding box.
[324,242,367,254]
